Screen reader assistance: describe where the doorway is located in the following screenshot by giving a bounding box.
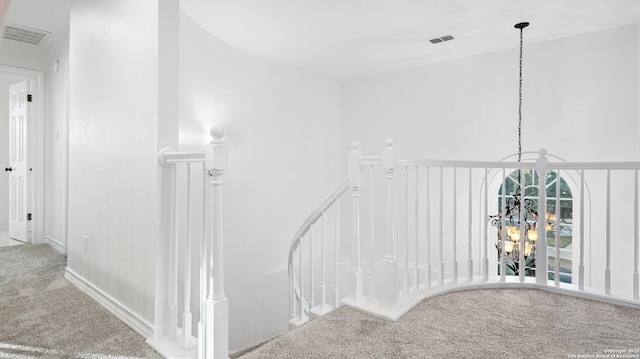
[0,65,44,248]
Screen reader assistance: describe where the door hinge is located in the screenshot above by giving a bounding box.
[27,213,32,221]
[27,94,32,102]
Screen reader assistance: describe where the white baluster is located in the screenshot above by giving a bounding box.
[183,163,193,349]
[369,165,376,303]
[555,170,561,287]
[334,202,340,308]
[634,169,639,300]
[518,169,525,283]
[605,170,611,295]
[198,164,207,359]
[483,168,489,281]
[310,227,315,309]
[500,168,506,282]
[204,125,229,359]
[414,166,419,292]
[452,167,458,284]
[425,166,432,289]
[289,271,296,318]
[381,139,398,310]
[299,240,304,323]
[321,212,327,310]
[579,169,585,291]
[468,168,473,282]
[404,165,410,295]
[439,167,444,286]
[169,165,178,339]
[536,149,548,286]
[347,142,363,303]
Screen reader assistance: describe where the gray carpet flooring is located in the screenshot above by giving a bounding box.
[6,244,640,358]
[0,244,161,358]
[238,289,640,359]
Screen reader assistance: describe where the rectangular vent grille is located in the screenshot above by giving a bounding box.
[429,35,455,44]
[3,24,49,46]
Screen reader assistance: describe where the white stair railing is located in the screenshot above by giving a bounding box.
[150,125,229,359]
[288,177,349,328]
[290,140,640,326]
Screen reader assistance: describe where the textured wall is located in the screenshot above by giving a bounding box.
[44,41,69,250]
[342,25,637,164]
[67,0,159,326]
[0,39,48,72]
[180,11,342,352]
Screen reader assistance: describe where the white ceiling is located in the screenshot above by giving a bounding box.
[181,0,640,80]
[4,0,640,78]
[4,0,69,48]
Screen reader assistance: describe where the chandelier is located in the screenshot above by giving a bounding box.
[488,22,555,276]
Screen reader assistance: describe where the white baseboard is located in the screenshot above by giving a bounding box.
[44,236,65,254]
[64,267,154,338]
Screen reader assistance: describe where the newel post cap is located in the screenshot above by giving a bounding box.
[382,138,397,170]
[385,138,395,149]
[210,125,225,143]
[348,141,363,188]
[206,125,229,172]
[536,148,548,172]
[538,148,548,157]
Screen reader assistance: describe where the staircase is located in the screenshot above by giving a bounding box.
[148,126,230,359]
[289,139,640,327]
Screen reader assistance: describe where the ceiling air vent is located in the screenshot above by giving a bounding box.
[3,24,50,46]
[429,35,454,44]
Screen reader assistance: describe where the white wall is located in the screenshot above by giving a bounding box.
[44,38,69,250]
[67,0,161,330]
[179,11,342,352]
[342,25,637,164]
[0,39,48,72]
[638,23,640,160]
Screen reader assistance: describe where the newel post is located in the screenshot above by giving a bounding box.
[347,142,363,303]
[380,139,399,310]
[535,148,548,285]
[204,125,229,359]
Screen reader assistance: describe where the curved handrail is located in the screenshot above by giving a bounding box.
[287,177,349,264]
[288,177,349,319]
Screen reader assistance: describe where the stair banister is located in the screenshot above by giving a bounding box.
[347,142,363,303]
[204,125,229,359]
[381,139,399,310]
[288,142,640,330]
[288,177,349,324]
[152,125,229,359]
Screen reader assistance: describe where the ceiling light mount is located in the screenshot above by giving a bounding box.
[514,22,530,30]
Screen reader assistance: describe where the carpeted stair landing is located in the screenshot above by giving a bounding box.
[7,244,639,358]
[237,288,640,359]
[0,244,161,358]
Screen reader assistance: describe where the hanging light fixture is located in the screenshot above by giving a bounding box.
[488,22,555,277]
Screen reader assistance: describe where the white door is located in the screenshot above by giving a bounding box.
[8,81,29,242]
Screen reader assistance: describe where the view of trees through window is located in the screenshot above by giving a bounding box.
[496,169,573,283]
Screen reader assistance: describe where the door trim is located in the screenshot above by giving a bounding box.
[0,64,45,245]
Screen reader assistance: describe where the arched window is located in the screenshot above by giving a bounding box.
[493,169,573,283]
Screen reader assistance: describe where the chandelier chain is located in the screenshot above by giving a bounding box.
[518,26,524,163]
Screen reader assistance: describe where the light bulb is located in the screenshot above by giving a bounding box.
[511,230,520,242]
[505,241,515,253]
